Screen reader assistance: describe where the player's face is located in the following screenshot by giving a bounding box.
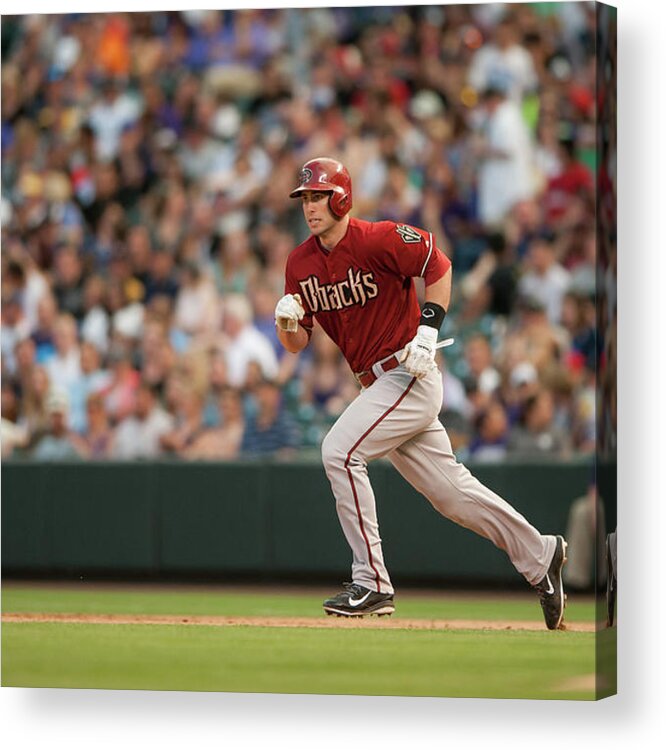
[301,191,337,236]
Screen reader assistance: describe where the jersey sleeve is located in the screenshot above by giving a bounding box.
[285,260,314,337]
[380,222,451,286]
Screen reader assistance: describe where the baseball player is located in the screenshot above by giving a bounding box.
[275,157,567,629]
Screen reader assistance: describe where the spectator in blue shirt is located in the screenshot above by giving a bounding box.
[241,378,299,459]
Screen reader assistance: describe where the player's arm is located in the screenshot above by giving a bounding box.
[424,266,452,312]
[404,248,453,379]
[277,322,309,353]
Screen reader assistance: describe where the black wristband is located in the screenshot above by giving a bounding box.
[420,301,446,330]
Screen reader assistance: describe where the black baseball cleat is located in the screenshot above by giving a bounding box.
[323,582,395,617]
[606,533,616,627]
[534,536,568,630]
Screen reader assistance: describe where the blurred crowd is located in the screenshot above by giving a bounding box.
[1,4,615,463]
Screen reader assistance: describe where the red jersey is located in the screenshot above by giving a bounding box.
[285,217,451,373]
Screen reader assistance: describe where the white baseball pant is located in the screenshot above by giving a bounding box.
[321,363,556,593]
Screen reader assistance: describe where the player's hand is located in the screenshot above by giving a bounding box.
[275,293,305,332]
[401,325,438,379]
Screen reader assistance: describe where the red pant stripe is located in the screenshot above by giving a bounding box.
[344,377,417,591]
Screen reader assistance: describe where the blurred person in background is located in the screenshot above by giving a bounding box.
[544,134,593,223]
[502,359,539,425]
[209,149,264,237]
[299,328,354,421]
[257,227,298,294]
[106,276,145,345]
[241,377,300,459]
[172,260,220,340]
[52,245,88,322]
[200,350,230,425]
[159,385,207,457]
[463,334,501,403]
[144,247,179,303]
[499,295,566,375]
[561,289,596,373]
[506,198,548,261]
[570,366,596,455]
[70,392,114,459]
[101,345,140,424]
[518,232,571,324]
[80,274,110,354]
[507,387,568,460]
[459,232,518,322]
[468,399,509,463]
[82,162,123,233]
[2,256,49,334]
[11,336,37,397]
[67,341,112,434]
[45,313,82,396]
[139,316,177,392]
[211,229,261,297]
[468,14,538,102]
[88,201,127,269]
[250,281,282,358]
[110,380,173,459]
[30,389,83,461]
[473,85,536,227]
[250,281,300,385]
[376,159,422,223]
[32,292,58,364]
[563,481,606,591]
[125,224,153,289]
[87,77,142,162]
[220,293,279,388]
[1,293,31,378]
[1,382,29,458]
[21,365,52,446]
[182,386,245,461]
[154,185,189,253]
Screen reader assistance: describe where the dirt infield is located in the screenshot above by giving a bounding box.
[2,612,596,632]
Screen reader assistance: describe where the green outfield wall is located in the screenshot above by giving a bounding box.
[2,460,613,584]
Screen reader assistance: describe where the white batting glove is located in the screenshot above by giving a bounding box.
[275,293,305,332]
[401,325,438,379]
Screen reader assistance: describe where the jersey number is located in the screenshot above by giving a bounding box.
[396,224,422,244]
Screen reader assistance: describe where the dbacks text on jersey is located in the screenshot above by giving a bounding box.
[299,267,379,313]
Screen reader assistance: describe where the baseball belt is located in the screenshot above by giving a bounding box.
[354,338,455,388]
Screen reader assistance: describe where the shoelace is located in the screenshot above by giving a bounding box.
[341,581,365,597]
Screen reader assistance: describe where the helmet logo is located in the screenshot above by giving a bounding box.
[300,167,313,185]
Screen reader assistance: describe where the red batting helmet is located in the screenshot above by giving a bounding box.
[289,157,352,218]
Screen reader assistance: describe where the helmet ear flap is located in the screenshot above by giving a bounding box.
[329,192,348,218]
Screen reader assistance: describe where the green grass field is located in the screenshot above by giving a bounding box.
[2,583,612,700]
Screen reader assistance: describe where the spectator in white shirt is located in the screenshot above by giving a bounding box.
[30,389,83,461]
[468,16,538,103]
[173,261,220,339]
[220,293,279,388]
[464,334,501,397]
[519,234,571,324]
[87,78,142,162]
[45,313,82,394]
[111,381,174,459]
[474,86,536,227]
